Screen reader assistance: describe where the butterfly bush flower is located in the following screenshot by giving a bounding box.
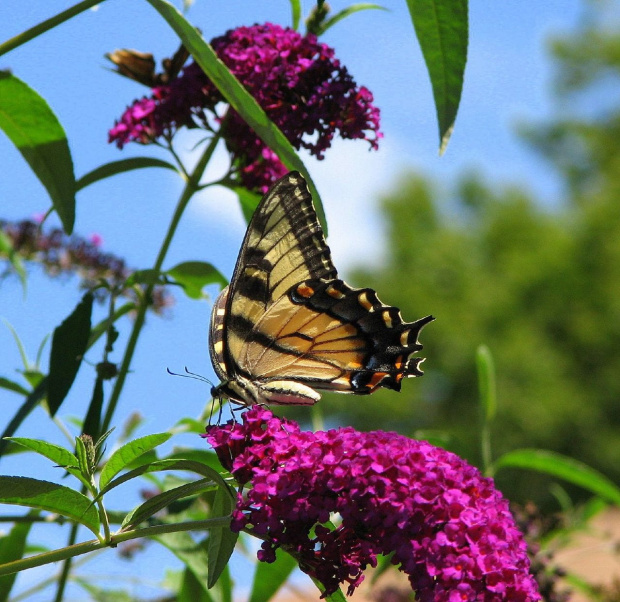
[205,408,541,600]
[0,219,172,314]
[109,23,382,192]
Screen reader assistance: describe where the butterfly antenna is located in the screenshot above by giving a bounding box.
[166,367,214,388]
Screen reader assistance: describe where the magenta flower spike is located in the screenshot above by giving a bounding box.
[109,23,382,192]
[205,408,541,600]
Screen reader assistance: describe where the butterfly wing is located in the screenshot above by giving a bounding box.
[209,171,432,406]
[244,278,434,395]
[210,171,337,404]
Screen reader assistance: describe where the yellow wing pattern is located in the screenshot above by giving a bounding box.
[209,172,433,406]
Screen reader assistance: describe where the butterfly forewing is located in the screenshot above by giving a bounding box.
[209,171,433,406]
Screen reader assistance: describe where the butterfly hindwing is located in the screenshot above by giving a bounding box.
[209,171,433,406]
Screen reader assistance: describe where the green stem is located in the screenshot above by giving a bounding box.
[0,0,103,57]
[101,133,220,434]
[12,552,100,602]
[0,517,231,578]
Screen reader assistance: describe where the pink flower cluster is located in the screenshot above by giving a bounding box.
[109,23,381,192]
[205,408,541,600]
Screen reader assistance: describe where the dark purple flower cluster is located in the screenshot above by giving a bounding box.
[205,408,541,600]
[109,23,381,192]
[0,219,172,314]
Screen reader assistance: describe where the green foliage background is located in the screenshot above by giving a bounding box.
[283,7,620,506]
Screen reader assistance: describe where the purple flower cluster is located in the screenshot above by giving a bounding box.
[0,219,172,314]
[205,408,541,600]
[109,23,381,192]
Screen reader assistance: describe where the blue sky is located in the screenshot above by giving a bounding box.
[0,0,592,598]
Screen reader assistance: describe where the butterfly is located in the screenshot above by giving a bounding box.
[209,171,433,406]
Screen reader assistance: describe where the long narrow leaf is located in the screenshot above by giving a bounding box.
[48,292,93,415]
[249,548,297,602]
[76,157,178,191]
[494,449,620,505]
[99,432,172,490]
[406,0,468,153]
[0,377,29,396]
[153,532,211,591]
[143,0,328,232]
[476,345,496,422]
[290,0,302,30]
[0,377,48,458]
[0,517,33,599]
[0,72,75,232]
[207,485,237,589]
[122,478,216,529]
[99,458,232,498]
[178,566,215,602]
[318,4,387,36]
[83,376,104,439]
[6,438,79,469]
[0,476,100,536]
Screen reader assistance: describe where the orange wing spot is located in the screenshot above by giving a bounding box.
[296,284,315,298]
[347,360,364,370]
[366,371,388,390]
[326,285,345,300]
[394,355,404,371]
[358,292,374,311]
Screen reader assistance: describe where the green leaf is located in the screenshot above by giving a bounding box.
[3,320,30,371]
[290,0,301,30]
[83,376,104,439]
[100,458,230,498]
[207,485,237,589]
[0,72,75,233]
[494,449,620,505]
[74,435,92,477]
[476,345,496,422]
[99,432,172,490]
[0,376,29,396]
[76,157,178,191]
[122,478,216,529]
[153,532,211,591]
[7,437,79,469]
[230,186,261,224]
[316,4,388,36]
[166,449,225,474]
[142,0,328,233]
[0,230,26,293]
[406,0,468,153]
[48,292,93,416]
[249,548,297,602]
[0,516,33,599]
[178,567,214,602]
[324,588,347,601]
[0,377,48,458]
[0,476,100,536]
[167,261,227,299]
[6,438,89,488]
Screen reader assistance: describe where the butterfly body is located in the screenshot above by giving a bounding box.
[209,172,433,407]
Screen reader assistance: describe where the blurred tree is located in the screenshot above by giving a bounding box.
[293,2,620,504]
